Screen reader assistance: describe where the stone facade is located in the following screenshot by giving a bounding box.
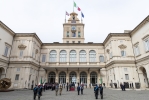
[0,13,149,89]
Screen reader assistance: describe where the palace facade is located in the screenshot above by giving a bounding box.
[0,12,149,89]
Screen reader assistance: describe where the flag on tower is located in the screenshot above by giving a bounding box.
[74,2,77,7]
[78,7,81,11]
[66,11,69,16]
[81,12,84,18]
[73,1,81,11]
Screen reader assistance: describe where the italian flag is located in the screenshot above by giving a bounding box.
[74,2,81,11]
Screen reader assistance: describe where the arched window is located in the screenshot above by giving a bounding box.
[70,50,76,62]
[90,72,97,85]
[99,55,104,62]
[79,50,86,62]
[60,50,67,62]
[49,50,57,62]
[59,72,66,84]
[48,72,56,83]
[69,71,77,83]
[89,50,96,62]
[80,72,87,84]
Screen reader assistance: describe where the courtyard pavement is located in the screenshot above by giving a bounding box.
[0,88,149,100]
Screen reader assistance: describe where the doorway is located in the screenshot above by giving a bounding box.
[48,72,56,83]
[59,72,66,84]
[90,72,97,85]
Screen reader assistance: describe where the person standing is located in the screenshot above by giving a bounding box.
[37,85,42,99]
[77,85,80,95]
[66,82,68,91]
[55,83,59,96]
[99,84,103,99]
[94,84,99,99]
[33,85,38,100]
[123,84,125,91]
[59,85,63,95]
[81,84,84,95]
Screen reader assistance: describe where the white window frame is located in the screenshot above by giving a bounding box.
[79,50,86,62]
[15,74,19,80]
[17,68,20,71]
[99,55,104,62]
[50,50,57,62]
[144,39,149,51]
[134,44,140,56]
[70,50,76,62]
[4,45,9,57]
[42,54,46,62]
[125,74,129,80]
[89,50,96,62]
[121,50,126,57]
[60,50,66,62]
[20,50,23,57]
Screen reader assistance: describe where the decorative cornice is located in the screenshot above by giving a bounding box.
[118,44,127,49]
[18,44,27,49]
[105,60,135,67]
[136,55,149,63]
[9,61,40,67]
[0,21,15,36]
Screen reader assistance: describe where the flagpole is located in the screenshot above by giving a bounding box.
[73,0,74,12]
[81,12,83,23]
[65,11,66,23]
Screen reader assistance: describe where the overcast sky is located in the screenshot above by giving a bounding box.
[0,0,149,43]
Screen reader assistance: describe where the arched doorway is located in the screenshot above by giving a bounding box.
[90,72,97,85]
[48,72,56,83]
[59,72,66,84]
[139,67,149,88]
[80,72,87,84]
[0,67,5,79]
[69,71,77,84]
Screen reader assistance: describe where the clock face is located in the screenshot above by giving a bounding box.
[72,26,76,30]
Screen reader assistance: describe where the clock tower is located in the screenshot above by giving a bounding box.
[63,12,85,43]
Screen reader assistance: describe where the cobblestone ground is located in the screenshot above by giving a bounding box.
[0,88,149,100]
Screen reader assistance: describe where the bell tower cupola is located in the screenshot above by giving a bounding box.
[63,12,85,43]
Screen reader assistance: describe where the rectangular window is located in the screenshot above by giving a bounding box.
[17,68,20,71]
[4,46,9,57]
[78,41,81,43]
[144,39,149,51]
[67,31,69,37]
[20,50,23,57]
[72,33,76,37]
[125,74,129,80]
[134,45,140,56]
[15,74,19,80]
[78,32,81,37]
[42,55,46,62]
[124,68,127,72]
[121,51,126,57]
[110,52,112,58]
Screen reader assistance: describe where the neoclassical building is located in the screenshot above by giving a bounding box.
[0,12,149,89]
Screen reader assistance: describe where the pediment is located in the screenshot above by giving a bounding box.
[118,44,127,49]
[18,44,27,49]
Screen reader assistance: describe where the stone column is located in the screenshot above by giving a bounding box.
[87,71,90,88]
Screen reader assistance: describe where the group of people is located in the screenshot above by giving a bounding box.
[33,82,104,100]
[77,84,84,95]
[120,83,126,91]
[94,84,103,99]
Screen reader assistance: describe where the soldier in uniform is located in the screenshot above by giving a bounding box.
[59,84,63,95]
[33,85,38,100]
[94,84,99,99]
[55,83,59,96]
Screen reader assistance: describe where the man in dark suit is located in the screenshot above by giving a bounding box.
[77,85,80,95]
[33,85,38,100]
[99,84,103,99]
[94,84,99,99]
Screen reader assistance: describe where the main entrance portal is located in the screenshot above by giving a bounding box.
[59,72,66,84]
[48,72,56,83]
[90,72,97,85]
[69,71,77,84]
[80,72,87,84]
